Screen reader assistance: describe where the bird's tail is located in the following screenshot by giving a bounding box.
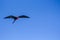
[12,20,16,24]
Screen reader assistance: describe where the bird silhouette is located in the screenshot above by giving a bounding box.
[4,15,30,24]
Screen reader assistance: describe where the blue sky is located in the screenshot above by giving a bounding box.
[0,0,60,40]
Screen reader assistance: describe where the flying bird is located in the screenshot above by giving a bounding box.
[4,15,30,23]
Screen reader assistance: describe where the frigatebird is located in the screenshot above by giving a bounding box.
[4,15,30,23]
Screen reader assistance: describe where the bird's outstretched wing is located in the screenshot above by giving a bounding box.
[18,15,30,18]
[4,15,17,24]
[4,15,16,19]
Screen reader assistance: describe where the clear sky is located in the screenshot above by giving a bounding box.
[0,0,60,40]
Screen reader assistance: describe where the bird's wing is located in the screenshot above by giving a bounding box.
[4,15,16,19]
[18,15,30,18]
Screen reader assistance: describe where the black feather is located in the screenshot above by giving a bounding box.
[4,15,16,19]
[18,15,30,18]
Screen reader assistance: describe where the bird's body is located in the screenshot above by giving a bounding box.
[4,15,30,24]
